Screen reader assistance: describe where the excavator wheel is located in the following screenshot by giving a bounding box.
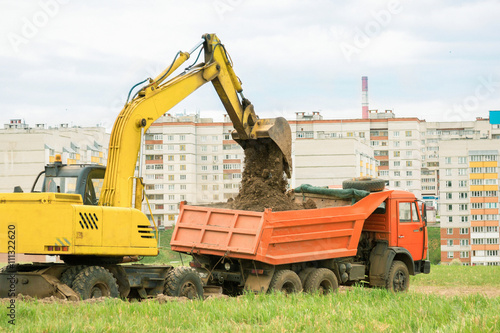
[165,266,204,300]
[72,266,119,300]
[60,265,87,288]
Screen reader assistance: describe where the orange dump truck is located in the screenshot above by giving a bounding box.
[171,187,430,294]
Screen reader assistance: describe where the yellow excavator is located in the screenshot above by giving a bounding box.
[0,34,292,300]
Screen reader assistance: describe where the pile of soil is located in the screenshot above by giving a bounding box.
[229,140,304,212]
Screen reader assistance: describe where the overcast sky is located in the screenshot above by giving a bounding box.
[1,0,499,130]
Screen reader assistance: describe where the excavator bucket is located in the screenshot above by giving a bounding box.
[233,117,292,178]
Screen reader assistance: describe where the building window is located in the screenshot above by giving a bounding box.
[460,239,469,246]
[179,135,186,141]
[179,145,186,151]
[394,171,400,177]
[394,161,401,167]
[180,165,186,171]
[180,155,186,161]
[168,175,174,181]
[446,193,452,199]
[459,192,468,199]
[460,228,468,235]
[447,240,453,246]
[168,155,174,161]
[406,171,412,177]
[168,185,174,190]
[459,204,468,211]
[447,252,454,259]
[445,181,452,188]
[445,157,452,164]
[447,204,453,211]
[460,251,469,258]
[458,168,467,175]
[405,131,412,137]
[448,216,453,223]
[459,180,467,187]
[393,131,400,137]
[461,216,468,223]
[406,181,413,186]
[447,228,453,235]
[458,157,467,164]
[394,151,400,157]
[445,169,452,176]
[406,161,412,167]
[201,185,208,191]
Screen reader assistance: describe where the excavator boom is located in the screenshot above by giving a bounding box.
[99,34,292,208]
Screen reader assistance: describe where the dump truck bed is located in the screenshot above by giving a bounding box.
[171,190,392,265]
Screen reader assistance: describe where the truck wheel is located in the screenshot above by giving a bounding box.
[165,266,204,299]
[304,268,338,294]
[298,268,316,287]
[269,270,302,294]
[60,265,86,288]
[342,177,385,192]
[386,261,410,292]
[72,266,119,300]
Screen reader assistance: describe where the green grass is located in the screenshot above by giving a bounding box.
[1,265,499,332]
[413,265,500,287]
[427,226,441,265]
[1,287,498,332]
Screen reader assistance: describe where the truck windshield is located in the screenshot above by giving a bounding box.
[43,176,78,194]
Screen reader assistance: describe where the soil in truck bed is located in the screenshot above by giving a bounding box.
[228,140,308,212]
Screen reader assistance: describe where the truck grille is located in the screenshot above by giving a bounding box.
[79,212,99,230]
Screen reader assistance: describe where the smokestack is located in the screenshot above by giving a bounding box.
[362,76,368,119]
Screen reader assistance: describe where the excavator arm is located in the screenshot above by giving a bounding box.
[99,34,292,208]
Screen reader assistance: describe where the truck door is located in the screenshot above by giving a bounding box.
[397,201,425,261]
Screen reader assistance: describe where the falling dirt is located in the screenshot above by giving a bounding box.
[229,140,304,212]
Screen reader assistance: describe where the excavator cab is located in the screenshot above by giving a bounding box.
[31,160,106,206]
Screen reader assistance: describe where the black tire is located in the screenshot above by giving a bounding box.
[342,177,385,192]
[72,266,119,300]
[268,270,302,294]
[386,260,410,292]
[60,265,86,288]
[165,266,204,299]
[298,268,316,287]
[304,268,338,294]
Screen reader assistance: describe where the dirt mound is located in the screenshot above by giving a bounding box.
[230,140,303,212]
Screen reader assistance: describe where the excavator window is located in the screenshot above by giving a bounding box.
[43,176,78,194]
[83,171,104,205]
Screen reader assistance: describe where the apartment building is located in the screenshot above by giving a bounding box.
[0,119,109,193]
[439,139,500,266]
